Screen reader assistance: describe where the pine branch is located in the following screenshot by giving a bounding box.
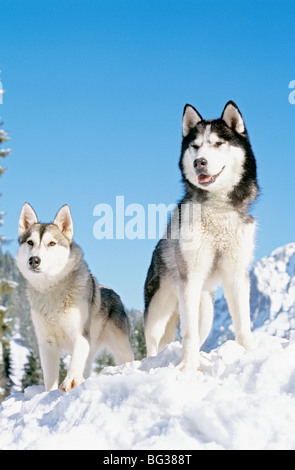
[0,129,9,144]
[0,149,11,158]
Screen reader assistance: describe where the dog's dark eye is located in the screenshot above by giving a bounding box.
[191,144,200,150]
[215,141,224,147]
[27,240,34,247]
[48,241,56,247]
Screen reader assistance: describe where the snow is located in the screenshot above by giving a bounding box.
[2,241,295,450]
[2,333,295,450]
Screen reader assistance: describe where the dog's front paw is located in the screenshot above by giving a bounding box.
[60,375,85,392]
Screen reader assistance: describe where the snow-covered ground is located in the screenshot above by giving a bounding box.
[1,333,295,450]
[2,242,295,450]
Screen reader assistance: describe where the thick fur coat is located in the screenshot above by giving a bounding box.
[144,101,258,371]
[16,204,133,391]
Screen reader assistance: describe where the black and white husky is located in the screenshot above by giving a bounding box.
[16,204,134,391]
[144,101,258,371]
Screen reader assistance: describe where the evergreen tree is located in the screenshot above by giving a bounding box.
[0,120,14,400]
[94,349,116,374]
[21,348,42,390]
[0,122,11,246]
[59,357,68,385]
[128,309,146,360]
[130,316,146,360]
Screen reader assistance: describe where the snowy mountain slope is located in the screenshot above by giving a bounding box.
[1,333,295,450]
[251,243,295,333]
[204,242,295,351]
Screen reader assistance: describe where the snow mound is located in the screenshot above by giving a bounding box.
[1,333,295,450]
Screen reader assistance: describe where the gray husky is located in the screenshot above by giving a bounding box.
[144,101,258,371]
[16,203,134,391]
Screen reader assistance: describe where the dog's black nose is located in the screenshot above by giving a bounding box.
[194,157,208,171]
[29,256,41,269]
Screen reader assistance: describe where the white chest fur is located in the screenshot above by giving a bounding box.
[179,200,256,274]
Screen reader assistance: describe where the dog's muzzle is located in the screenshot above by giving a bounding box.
[196,166,225,186]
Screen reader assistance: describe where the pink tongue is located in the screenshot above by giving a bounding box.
[198,174,212,183]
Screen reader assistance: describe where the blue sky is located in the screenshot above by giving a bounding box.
[0,0,294,309]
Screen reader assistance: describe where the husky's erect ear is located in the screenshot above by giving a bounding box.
[182,104,203,137]
[53,205,74,241]
[19,203,38,236]
[221,101,246,135]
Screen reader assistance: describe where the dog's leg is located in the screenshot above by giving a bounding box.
[222,221,255,350]
[223,270,253,350]
[198,290,214,347]
[145,302,175,357]
[83,344,100,379]
[158,310,179,352]
[144,276,178,357]
[111,336,134,365]
[39,341,60,391]
[84,325,134,375]
[178,275,204,372]
[60,334,90,392]
[103,327,134,365]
